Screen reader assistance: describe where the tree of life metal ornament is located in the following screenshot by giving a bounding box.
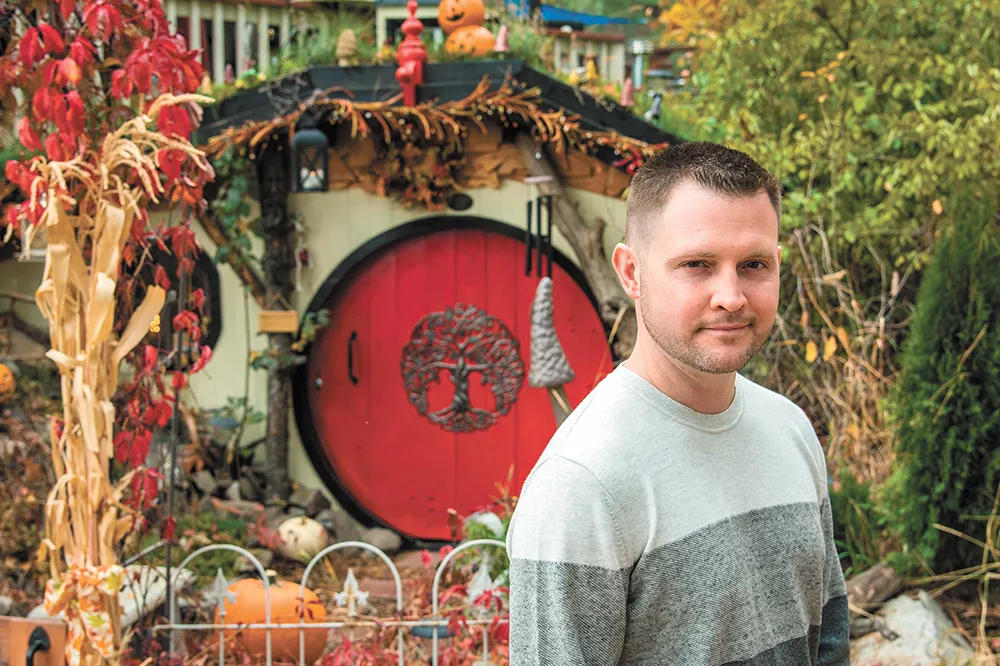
[401,304,525,433]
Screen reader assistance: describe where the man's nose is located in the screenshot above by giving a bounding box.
[709,269,748,312]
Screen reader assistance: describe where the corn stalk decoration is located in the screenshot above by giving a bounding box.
[22,98,208,666]
[1,1,214,664]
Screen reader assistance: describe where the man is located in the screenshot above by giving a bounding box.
[506,142,850,665]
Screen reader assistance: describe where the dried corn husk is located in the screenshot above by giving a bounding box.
[19,94,212,666]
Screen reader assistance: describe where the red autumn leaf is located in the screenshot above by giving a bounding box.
[157,104,191,139]
[154,264,171,290]
[32,86,57,118]
[4,161,20,184]
[163,516,176,542]
[42,59,59,85]
[39,23,66,55]
[129,468,162,510]
[113,431,132,464]
[20,28,43,67]
[44,132,68,161]
[83,2,122,41]
[143,344,158,372]
[69,38,95,69]
[65,91,85,133]
[111,69,133,99]
[157,149,183,180]
[60,0,76,20]
[191,288,205,312]
[189,345,212,374]
[57,57,82,86]
[156,401,172,428]
[171,372,186,390]
[17,118,42,152]
[130,428,152,467]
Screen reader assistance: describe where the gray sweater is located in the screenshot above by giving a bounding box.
[506,365,850,665]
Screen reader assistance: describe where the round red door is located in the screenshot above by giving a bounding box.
[300,219,611,542]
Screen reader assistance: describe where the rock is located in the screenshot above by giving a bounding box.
[360,527,402,554]
[263,504,286,528]
[464,511,505,539]
[317,506,363,543]
[286,505,306,518]
[225,481,241,501]
[191,469,217,496]
[119,565,196,628]
[0,594,13,616]
[289,487,331,518]
[198,494,216,515]
[851,590,976,666]
[211,498,265,524]
[237,549,274,574]
[239,477,257,502]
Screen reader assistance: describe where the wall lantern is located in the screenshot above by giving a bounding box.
[292,113,329,193]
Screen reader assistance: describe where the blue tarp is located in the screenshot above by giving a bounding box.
[507,2,639,26]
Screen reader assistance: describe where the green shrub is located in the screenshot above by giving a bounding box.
[829,467,881,577]
[885,195,1000,574]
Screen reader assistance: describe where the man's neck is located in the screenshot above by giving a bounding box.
[624,339,737,415]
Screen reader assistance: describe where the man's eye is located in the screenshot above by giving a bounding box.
[683,261,707,269]
[744,261,767,270]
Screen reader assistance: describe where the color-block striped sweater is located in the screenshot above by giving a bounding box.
[506,365,850,665]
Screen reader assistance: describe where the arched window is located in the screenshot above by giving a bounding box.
[135,245,222,366]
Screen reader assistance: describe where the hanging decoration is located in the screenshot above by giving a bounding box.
[204,77,670,211]
[524,187,554,279]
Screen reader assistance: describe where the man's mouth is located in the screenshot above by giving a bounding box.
[702,323,751,331]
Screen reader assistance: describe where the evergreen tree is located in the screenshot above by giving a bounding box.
[887,195,1000,573]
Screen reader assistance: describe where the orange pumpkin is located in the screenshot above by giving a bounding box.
[0,363,14,397]
[215,578,328,664]
[444,25,496,56]
[437,0,486,34]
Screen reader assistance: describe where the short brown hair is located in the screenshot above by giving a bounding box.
[625,142,782,246]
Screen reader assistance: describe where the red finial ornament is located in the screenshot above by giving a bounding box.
[396,0,427,107]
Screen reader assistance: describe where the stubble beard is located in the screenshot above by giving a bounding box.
[641,308,770,375]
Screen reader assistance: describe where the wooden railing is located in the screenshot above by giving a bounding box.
[162,0,340,84]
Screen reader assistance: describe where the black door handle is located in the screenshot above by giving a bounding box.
[26,626,51,666]
[347,331,359,385]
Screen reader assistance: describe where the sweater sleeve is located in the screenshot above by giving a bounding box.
[506,455,631,666]
[817,489,851,665]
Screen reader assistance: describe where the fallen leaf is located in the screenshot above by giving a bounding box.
[805,341,818,363]
[823,336,837,361]
[932,199,943,215]
[836,327,850,348]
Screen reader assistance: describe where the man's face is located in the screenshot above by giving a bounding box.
[634,181,780,374]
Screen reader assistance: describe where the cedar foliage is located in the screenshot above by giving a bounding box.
[886,196,1000,573]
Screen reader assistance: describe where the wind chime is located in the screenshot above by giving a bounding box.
[524,188,554,278]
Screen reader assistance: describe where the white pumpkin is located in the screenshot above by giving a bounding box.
[276,516,329,562]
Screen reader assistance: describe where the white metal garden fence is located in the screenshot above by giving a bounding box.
[152,539,509,665]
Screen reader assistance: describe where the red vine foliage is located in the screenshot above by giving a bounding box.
[0,0,214,539]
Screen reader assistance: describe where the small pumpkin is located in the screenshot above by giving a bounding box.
[215,578,328,663]
[0,363,15,396]
[437,0,486,34]
[444,26,496,57]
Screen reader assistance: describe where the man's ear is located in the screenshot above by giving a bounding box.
[612,243,641,299]
[777,244,782,269]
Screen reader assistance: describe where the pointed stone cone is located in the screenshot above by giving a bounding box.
[621,76,634,107]
[494,25,510,52]
[529,277,576,426]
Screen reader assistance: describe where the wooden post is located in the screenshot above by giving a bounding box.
[257,145,296,502]
[212,3,225,84]
[516,134,637,359]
